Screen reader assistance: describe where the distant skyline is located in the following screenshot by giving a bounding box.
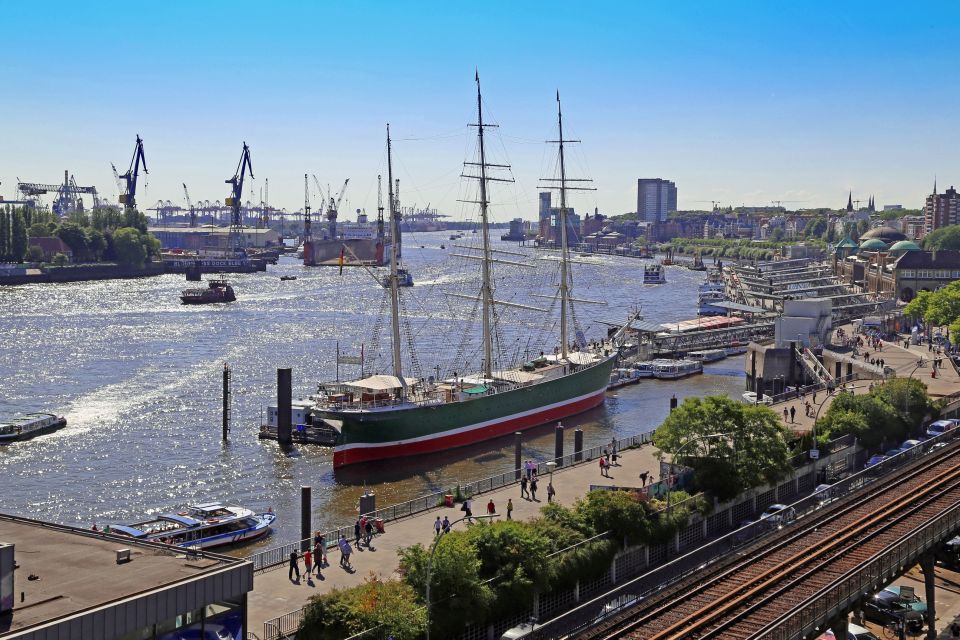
[2,1,959,221]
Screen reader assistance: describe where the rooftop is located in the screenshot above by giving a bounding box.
[0,513,247,635]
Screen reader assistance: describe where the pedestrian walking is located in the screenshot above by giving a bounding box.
[639,471,648,486]
[434,516,442,537]
[949,621,959,639]
[530,477,538,501]
[547,482,556,503]
[506,498,513,520]
[339,536,353,569]
[520,475,529,498]
[463,498,473,521]
[442,515,451,533]
[789,406,795,423]
[599,455,607,477]
[364,519,373,546]
[783,407,788,422]
[813,391,817,404]
[354,519,362,547]
[318,534,327,567]
[313,541,323,576]
[487,498,496,515]
[303,549,313,578]
[288,550,300,582]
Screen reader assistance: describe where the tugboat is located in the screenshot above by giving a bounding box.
[180,278,236,304]
[280,275,298,281]
[381,268,413,288]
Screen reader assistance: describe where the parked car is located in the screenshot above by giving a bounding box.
[862,587,925,632]
[901,439,923,450]
[816,622,880,640]
[813,483,836,507]
[865,454,888,468]
[759,503,796,527]
[926,419,956,439]
[884,448,905,458]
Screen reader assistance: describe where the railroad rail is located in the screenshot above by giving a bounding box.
[554,434,960,640]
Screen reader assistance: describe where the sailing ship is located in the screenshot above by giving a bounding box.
[311,76,633,467]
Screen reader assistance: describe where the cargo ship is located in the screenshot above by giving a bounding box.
[311,78,634,467]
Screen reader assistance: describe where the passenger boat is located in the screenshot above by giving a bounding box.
[631,361,657,378]
[687,348,727,363]
[180,279,236,304]
[280,275,298,281]
[643,263,666,285]
[608,367,642,390]
[697,270,727,316]
[0,413,67,444]
[651,359,703,379]
[310,78,636,468]
[110,503,275,549]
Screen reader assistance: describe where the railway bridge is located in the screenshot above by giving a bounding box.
[523,431,960,640]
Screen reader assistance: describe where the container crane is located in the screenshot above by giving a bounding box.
[326,178,349,238]
[118,135,147,210]
[183,183,196,227]
[225,142,253,250]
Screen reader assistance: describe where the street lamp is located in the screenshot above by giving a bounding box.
[809,388,835,485]
[666,433,729,512]
[425,513,497,640]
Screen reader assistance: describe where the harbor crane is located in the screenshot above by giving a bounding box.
[118,135,147,210]
[225,142,253,250]
[325,178,349,238]
[183,183,196,227]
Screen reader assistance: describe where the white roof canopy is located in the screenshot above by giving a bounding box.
[345,375,417,391]
[492,370,543,384]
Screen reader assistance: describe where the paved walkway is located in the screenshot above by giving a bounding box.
[247,443,662,632]
[770,328,960,434]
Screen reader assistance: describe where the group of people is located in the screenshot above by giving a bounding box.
[354,515,376,548]
[288,531,332,582]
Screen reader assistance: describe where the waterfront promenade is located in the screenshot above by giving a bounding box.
[247,442,663,633]
[770,328,960,434]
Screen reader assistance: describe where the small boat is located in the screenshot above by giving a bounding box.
[280,275,298,281]
[651,358,702,379]
[0,413,67,444]
[631,361,657,378]
[180,279,236,305]
[687,349,727,363]
[689,252,707,271]
[608,367,642,390]
[381,268,414,288]
[643,263,666,285]
[440,244,446,249]
[110,502,276,549]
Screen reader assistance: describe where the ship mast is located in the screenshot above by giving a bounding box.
[542,91,594,359]
[386,125,405,391]
[476,76,494,379]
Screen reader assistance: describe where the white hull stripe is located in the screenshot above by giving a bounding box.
[335,388,604,452]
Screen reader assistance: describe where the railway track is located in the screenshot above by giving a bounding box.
[580,441,960,640]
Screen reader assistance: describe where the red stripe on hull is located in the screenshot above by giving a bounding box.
[333,390,605,467]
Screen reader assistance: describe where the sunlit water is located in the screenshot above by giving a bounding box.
[0,232,744,545]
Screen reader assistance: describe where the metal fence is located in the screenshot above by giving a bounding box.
[249,432,652,573]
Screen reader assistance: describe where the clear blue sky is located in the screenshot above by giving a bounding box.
[2,1,958,220]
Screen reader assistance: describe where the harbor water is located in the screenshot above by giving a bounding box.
[0,232,744,545]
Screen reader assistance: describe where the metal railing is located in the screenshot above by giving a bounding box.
[248,432,652,572]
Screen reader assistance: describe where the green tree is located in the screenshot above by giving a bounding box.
[51,252,69,266]
[817,392,901,450]
[298,577,427,640]
[0,208,9,260]
[11,210,27,262]
[466,521,553,618]
[28,222,50,238]
[903,289,932,320]
[574,488,650,544]
[398,531,492,637]
[26,245,44,262]
[112,227,147,267]
[771,227,785,241]
[56,222,91,260]
[870,378,934,430]
[922,225,960,251]
[924,281,960,327]
[804,216,827,239]
[85,228,107,261]
[653,396,792,500]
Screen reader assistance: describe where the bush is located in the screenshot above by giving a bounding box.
[298,576,426,640]
[51,252,69,266]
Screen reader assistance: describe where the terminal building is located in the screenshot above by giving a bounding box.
[0,513,253,640]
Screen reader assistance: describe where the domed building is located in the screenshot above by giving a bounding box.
[888,240,921,254]
[858,238,888,252]
[859,225,907,244]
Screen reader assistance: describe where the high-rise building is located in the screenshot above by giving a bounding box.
[924,183,960,237]
[636,178,677,223]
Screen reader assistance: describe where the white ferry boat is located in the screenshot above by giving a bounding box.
[687,349,728,363]
[0,413,67,444]
[651,359,703,379]
[643,263,666,285]
[742,391,773,405]
[697,271,727,315]
[110,503,276,549]
[632,361,657,378]
[608,367,642,390]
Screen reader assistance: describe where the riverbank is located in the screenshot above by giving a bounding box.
[0,262,166,284]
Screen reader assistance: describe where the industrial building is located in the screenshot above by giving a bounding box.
[0,512,253,640]
[149,226,281,251]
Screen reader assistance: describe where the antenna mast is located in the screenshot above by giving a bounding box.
[386,125,405,390]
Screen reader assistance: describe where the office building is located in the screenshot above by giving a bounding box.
[636,179,677,223]
[924,184,960,237]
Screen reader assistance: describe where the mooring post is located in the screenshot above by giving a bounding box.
[222,363,230,441]
[574,428,584,462]
[554,422,564,465]
[670,394,678,412]
[278,367,292,446]
[300,486,311,551]
[514,432,522,480]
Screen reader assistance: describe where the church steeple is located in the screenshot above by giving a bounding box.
[846,191,853,212]
[934,176,938,195]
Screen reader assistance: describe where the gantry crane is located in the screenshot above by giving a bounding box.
[325,178,349,238]
[183,183,196,227]
[225,143,253,250]
[118,135,147,210]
